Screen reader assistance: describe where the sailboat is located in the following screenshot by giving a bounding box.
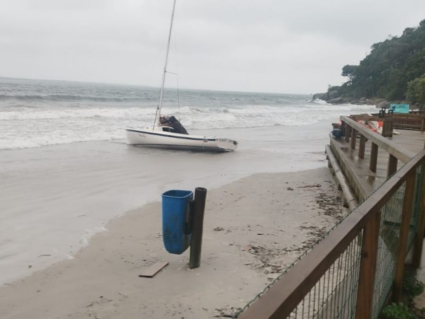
[126,0,238,152]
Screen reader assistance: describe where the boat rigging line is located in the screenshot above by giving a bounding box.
[153,0,177,130]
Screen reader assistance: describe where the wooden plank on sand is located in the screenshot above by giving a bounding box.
[139,262,169,278]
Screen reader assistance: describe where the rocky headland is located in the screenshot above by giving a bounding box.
[312,88,405,109]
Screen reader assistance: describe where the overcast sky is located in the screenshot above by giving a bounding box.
[1,0,424,94]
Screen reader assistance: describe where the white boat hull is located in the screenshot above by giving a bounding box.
[126,128,238,152]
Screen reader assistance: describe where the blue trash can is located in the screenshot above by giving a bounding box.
[162,190,193,254]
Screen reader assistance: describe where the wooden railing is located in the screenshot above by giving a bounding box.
[351,113,425,133]
[393,114,425,132]
[236,149,425,319]
[341,116,415,177]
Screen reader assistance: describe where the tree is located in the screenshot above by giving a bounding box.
[407,75,425,108]
[329,19,425,101]
[341,65,358,81]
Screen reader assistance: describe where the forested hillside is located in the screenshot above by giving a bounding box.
[318,19,425,106]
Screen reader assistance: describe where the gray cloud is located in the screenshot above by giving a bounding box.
[1,0,424,94]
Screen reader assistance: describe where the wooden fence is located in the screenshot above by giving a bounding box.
[393,114,425,132]
[350,113,425,133]
[340,116,415,178]
[234,122,425,318]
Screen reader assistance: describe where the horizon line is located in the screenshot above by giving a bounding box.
[0,75,314,96]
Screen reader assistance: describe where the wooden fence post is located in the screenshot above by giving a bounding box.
[394,171,417,302]
[382,117,394,137]
[370,143,378,173]
[413,162,425,268]
[387,155,398,177]
[355,212,381,319]
[359,135,366,159]
[351,128,357,150]
[345,125,351,143]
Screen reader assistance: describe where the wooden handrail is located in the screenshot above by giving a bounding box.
[350,114,425,132]
[341,116,415,163]
[351,113,425,119]
[392,114,425,118]
[238,149,425,319]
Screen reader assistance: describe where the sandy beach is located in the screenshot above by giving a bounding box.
[0,82,366,318]
[0,123,334,286]
[0,167,343,319]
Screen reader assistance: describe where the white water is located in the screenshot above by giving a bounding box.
[0,101,376,150]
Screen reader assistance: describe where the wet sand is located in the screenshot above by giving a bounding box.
[0,168,343,319]
[0,123,331,286]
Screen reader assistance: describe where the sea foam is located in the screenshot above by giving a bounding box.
[0,79,377,150]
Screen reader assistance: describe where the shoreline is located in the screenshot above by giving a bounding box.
[0,127,331,287]
[0,168,343,319]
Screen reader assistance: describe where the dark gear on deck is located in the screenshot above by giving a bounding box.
[160,115,189,135]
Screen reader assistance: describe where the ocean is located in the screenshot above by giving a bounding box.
[0,77,377,286]
[0,77,375,150]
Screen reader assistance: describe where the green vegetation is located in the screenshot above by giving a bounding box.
[407,75,425,108]
[380,303,417,319]
[403,268,424,302]
[379,269,424,319]
[321,19,425,106]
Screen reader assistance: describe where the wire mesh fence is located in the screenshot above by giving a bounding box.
[287,234,362,319]
[286,176,421,319]
[234,153,425,319]
[371,182,405,318]
[234,163,425,319]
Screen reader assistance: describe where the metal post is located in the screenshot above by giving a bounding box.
[189,187,207,269]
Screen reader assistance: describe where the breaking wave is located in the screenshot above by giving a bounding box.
[0,94,155,103]
[0,78,378,150]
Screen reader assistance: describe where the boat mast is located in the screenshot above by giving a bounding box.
[154,0,177,128]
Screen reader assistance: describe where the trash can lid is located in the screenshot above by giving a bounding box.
[162,190,193,198]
